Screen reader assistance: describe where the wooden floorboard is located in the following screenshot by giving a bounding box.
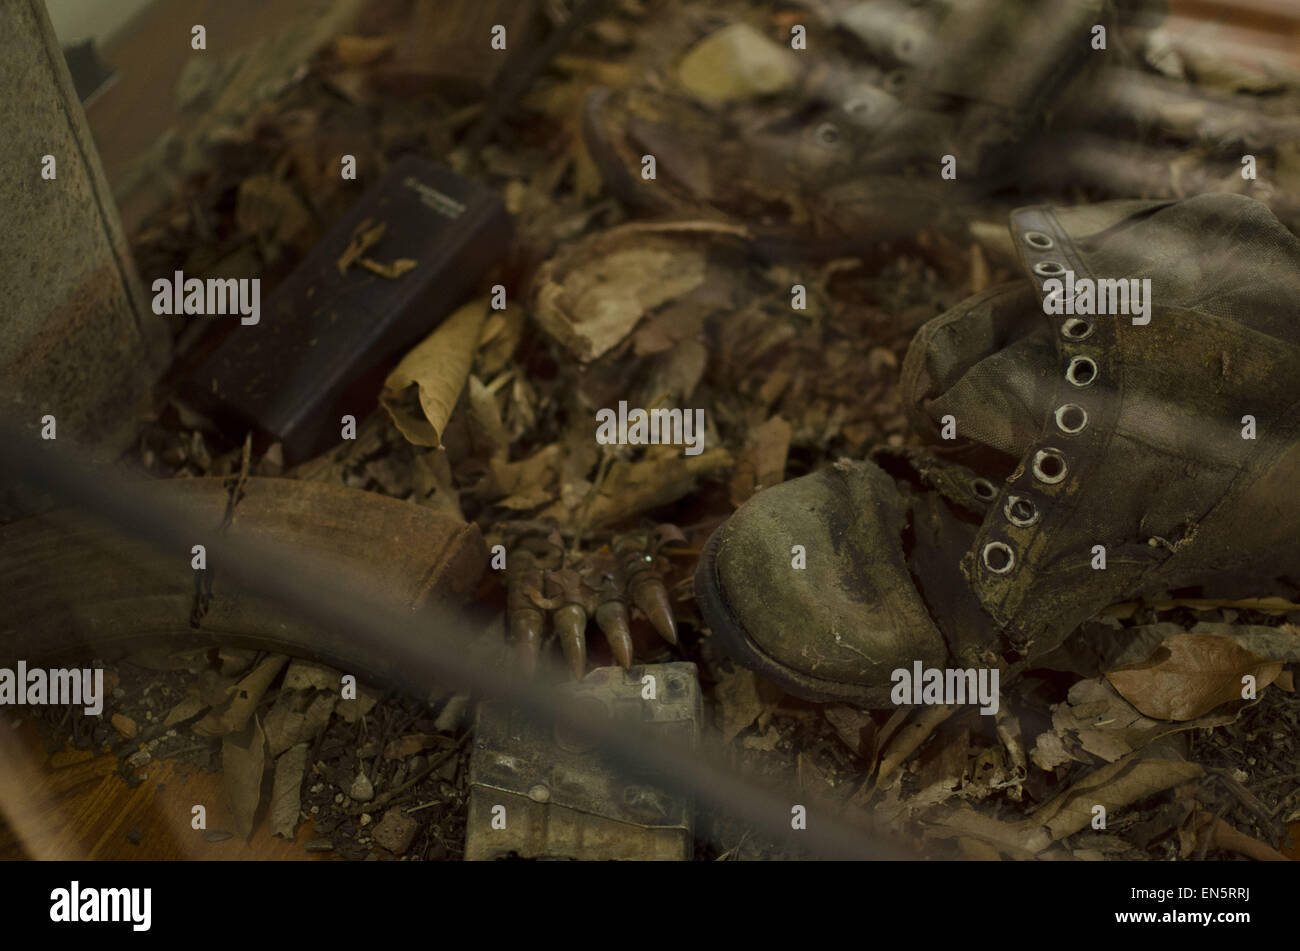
[0,720,326,861]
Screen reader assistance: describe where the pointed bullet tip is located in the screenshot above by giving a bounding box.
[633,580,678,645]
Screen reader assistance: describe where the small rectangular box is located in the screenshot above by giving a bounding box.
[184,155,510,463]
[465,663,701,861]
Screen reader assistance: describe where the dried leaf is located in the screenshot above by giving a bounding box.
[217,648,259,677]
[333,34,396,67]
[336,684,380,724]
[465,375,510,454]
[478,444,562,509]
[269,742,309,839]
[301,691,339,736]
[729,415,791,506]
[164,692,206,727]
[551,446,732,528]
[823,704,876,761]
[1033,756,1203,842]
[358,256,417,279]
[914,724,969,804]
[743,726,782,751]
[714,667,782,743]
[222,716,268,839]
[532,230,711,361]
[1104,596,1300,618]
[876,704,959,788]
[235,174,312,249]
[1036,676,1236,764]
[384,733,439,760]
[263,691,307,758]
[337,218,387,275]
[193,654,288,737]
[1105,634,1282,721]
[283,659,340,692]
[676,24,798,104]
[381,298,490,447]
[928,755,1202,858]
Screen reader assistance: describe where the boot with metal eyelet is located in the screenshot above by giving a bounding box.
[696,193,1300,704]
[694,445,1003,706]
[900,192,1300,660]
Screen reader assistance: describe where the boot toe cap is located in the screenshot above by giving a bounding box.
[700,459,949,702]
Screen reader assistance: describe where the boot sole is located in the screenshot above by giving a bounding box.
[694,523,895,708]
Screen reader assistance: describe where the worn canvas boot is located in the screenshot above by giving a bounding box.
[694,445,1000,706]
[695,193,1300,705]
[584,0,1115,251]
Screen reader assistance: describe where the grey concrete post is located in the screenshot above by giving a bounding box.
[0,0,170,516]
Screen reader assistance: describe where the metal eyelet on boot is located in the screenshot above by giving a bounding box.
[814,123,841,147]
[1061,318,1093,341]
[1054,403,1088,435]
[971,478,996,501]
[1033,260,1065,277]
[1066,355,1098,387]
[982,541,1015,573]
[1023,231,1054,250]
[1004,495,1039,527]
[1032,448,1067,484]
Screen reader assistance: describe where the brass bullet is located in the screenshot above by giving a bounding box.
[631,577,677,645]
[595,599,635,669]
[554,602,588,679]
[510,608,544,678]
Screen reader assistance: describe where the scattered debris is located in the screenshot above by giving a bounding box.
[373,809,419,855]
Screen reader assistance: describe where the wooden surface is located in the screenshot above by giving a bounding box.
[86,0,369,233]
[0,720,326,861]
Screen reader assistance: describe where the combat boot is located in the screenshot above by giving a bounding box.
[696,194,1300,703]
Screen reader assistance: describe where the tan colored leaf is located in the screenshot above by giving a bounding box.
[269,742,309,839]
[1105,596,1300,619]
[531,228,717,362]
[333,34,396,67]
[384,733,439,760]
[164,692,205,727]
[263,690,307,758]
[546,445,732,529]
[337,218,386,275]
[823,704,876,761]
[1105,634,1282,721]
[714,667,782,743]
[235,174,312,249]
[358,256,417,279]
[676,24,798,104]
[222,716,268,839]
[336,683,380,724]
[193,654,288,737]
[381,298,489,447]
[283,659,339,692]
[1032,756,1202,842]
[1037,676,1236,764]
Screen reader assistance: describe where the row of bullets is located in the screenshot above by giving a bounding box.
[506,531,678,678]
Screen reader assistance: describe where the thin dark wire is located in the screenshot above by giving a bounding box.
[0,424,917,860]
